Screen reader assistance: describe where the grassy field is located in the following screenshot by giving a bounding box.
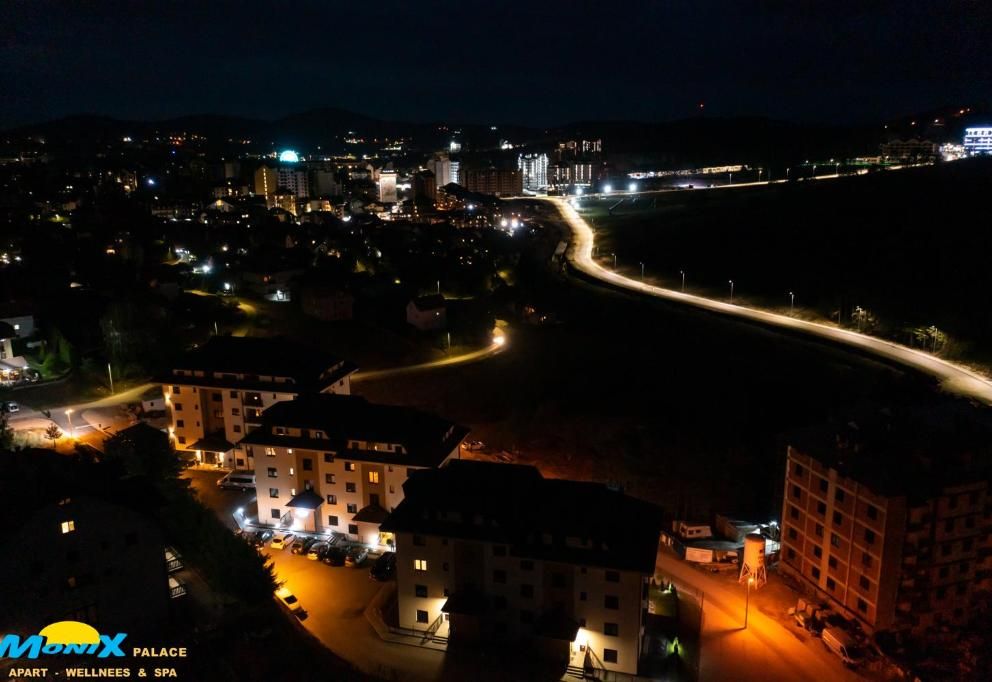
[577,158,992,365]
[356,228,947,521]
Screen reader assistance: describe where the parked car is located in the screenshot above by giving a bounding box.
[822,627,863,667]
[217,471,256,491]
[251,530,274,547]
[462,440,485,451]
[322,546,347,566]
[2,401,19,414]
[290,537,312,555]
[369,552,397,581]
[345,546,369,567]
[274,586,306,619]
[270,533,295,550]
[307,541,329,560]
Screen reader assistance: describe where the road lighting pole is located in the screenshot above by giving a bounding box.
[65,409,74,441]
[680,270,685,292]
[729,280,735,302]
[789,291,795,313]
[107,363,114,395]
[744,576,755,629]
[639,262,645,280]
[612,253,617,270]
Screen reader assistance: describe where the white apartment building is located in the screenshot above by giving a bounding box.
[382,461,664,677]
[963,126,992,156]
[159,337,356,469]
[240,394,467,545]
[378,168,398,203]
[518,153,549,191]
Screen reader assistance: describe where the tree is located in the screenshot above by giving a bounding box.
[103,426,180,483]
[0,414,13,451]
[44,422,62,448]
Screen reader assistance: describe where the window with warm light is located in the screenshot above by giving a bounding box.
[368,471,380,484]
[61,520,75,534]
[414,559,428,571]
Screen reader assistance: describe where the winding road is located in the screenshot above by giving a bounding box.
[547,195,992,405]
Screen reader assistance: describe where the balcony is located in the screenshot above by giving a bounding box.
[165,546,183,573]
[168,576,187,599]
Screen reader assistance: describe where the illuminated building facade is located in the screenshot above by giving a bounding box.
[518,153,549,191]
[779,408,992,634]
[378,168,398,203]
[462,168,522,197]
[158,337,356,469]
[254,164,309,198]
[241,394,467,545]
[383,461,663,676]
[963,126,992,155]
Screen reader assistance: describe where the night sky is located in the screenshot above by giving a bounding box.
[2,1,990,128]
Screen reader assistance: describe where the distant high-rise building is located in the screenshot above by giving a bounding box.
[413,170,437,203]
[378,169,398,203]
[450,160,461,185]
[462,168,522,197]
[963,127,992,156]
[429,154,452,187]
[254,164,308,198]
[518,153,549,191]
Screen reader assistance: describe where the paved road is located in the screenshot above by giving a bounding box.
[547,195,992,404]
[354,326,507,383]
[656,551,860,682]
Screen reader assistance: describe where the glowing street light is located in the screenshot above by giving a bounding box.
[612,253,617,270]
[728,279,735,302]
[628,182,637,193]
[789,291,795,313]
[65,409,74,440]
[639,262,645,280]
[603,184,613,194]
[575,187,584,196]
[680,270,685,292]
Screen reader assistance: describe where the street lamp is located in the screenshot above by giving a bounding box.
[639,262,645,280]
[789,291,795,313]
[680,270,685,292]
[65,409,74,441]
[107,362,114,395]
[612,253,617,270]
[744,576,755,629]
[757,168,763,183]
[728,280,735,302]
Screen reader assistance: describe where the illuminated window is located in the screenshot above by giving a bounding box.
[414,559,428,572]
[368,471,380,484]
[61,520,76,534]
[265,447,276,457]
[345,462,356,472]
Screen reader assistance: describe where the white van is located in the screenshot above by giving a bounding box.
[217,471,256,491]
[821,627,863,666]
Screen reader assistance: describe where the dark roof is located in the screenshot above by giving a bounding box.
[382,461,664,574]
[410,294,445,311]
[787,402,992,500]
[0,321,16,339]
[352,504,390,524]
[112,422,169,449]
[158,336,357,393]
[188,432,236,453]
[238,393,468,469]
[286,489,324,510]
[442,589,488,615]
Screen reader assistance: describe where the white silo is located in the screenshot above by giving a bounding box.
[739,533,767,588]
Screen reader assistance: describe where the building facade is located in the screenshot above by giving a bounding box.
[159,337,356,469]
[518,153,549,191]
[239,394,467,545]
[378,169,398,203]
[254,165,309,198]
[779,408,992,635]
[963,126,992,156]
[462,168,522,197]
[382,461,664,676]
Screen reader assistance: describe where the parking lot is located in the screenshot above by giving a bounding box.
[183,467,448,680]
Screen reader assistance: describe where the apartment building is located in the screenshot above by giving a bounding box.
[239,394,468,545]
[0,450,170,640]
[159,337,357,469]
[779,405,992,635]
[461,168,523,197]
[381,461,664,676]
